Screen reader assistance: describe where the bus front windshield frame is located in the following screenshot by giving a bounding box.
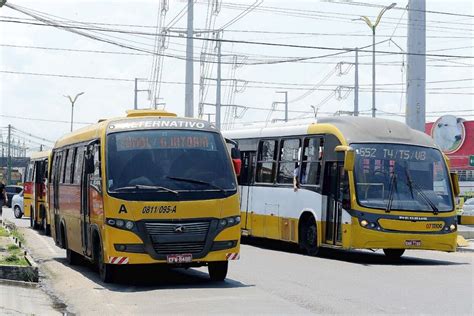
[106,129,237,201]
[352,143,454,213]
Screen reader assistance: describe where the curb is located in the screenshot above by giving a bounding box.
[0,278,39,288]
[0,220,39,283]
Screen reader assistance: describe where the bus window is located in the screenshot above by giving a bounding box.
[64,148,76,184]
[73,147,85,185]
[301,137,323,186]
[91,145,102,192]
[277,138,301,184]
[61,150,69,184]
[256,140,277,183]
[239,151,256,185]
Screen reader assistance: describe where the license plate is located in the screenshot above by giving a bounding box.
[167,254,192,264]
[405,240,421,246]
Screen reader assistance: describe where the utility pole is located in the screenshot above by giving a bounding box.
[406,0,426,132]
[275,91,288,122]
[184,0,194,117]
[354,48,359,116]
[215,36,222,130]
[7,124,11,185]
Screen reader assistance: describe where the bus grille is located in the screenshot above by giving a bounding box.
[145,222,210,235]
[153,241,206,254]
[145,221,210,255]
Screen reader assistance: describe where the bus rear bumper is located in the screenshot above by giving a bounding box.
[350,224,457,252]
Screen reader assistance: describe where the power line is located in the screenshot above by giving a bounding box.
[1,7,473,61]
[0,114,94,125]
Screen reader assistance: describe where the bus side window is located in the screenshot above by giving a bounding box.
[64,148,76,184]
[90,145,102,192]
[277,138,301,184]
[301,137,323,186]
[73,147,85,185]
[26,162,34,182]
[61,150,69,184]
[256,140,277,183]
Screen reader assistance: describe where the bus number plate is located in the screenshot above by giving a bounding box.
[167,254,193,264]
[405,240,421,246]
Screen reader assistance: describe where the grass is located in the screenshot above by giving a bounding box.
[0,227,9,237]
[0,254,28,266]
[11,229,25,245]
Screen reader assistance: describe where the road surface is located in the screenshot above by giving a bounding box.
[2,207,473,314]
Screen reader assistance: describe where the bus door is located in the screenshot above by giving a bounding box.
[81,145,94,257]
[52,153,63,242]
[239,151,256,230]
[34,160,46,223]
[323,161,344,246]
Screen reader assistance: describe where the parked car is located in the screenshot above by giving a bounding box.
[462,198,474,214]
[5,185,22,208]
[12,190,24,219]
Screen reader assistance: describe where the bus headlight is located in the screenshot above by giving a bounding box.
[449,224,456,231]
[360,220,368,227]
[125,221,134,230]
[106,218,137,232]
[218,216,241,230]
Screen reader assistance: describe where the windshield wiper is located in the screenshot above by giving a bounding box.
[403,164,439,215]
[112,184,179,195]
[166,176,226,193]
[385,173,397,213]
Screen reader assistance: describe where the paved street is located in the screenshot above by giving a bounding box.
[1,207,473,315]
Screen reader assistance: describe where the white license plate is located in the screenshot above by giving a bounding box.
[405,240,421,246]
[167,254,193,264]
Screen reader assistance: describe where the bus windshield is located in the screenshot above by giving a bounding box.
[106,129,237,198]
[352,144,453,213]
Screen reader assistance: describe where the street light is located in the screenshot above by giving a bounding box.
[359,3,396,118]
[64,92,85,132]
[310,105,319,119]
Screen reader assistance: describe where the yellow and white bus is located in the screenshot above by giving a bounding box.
[23,150,51,234]
[49,110,241,282]
[224,116,460,258]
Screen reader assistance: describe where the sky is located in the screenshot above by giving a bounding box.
[0,0,473,151]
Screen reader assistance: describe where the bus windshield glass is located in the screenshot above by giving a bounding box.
[106,130,237,197]
[352,144,453,212]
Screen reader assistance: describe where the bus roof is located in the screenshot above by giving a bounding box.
[224,117,436,148]
[30,150,51,160]
[54,110,216,148]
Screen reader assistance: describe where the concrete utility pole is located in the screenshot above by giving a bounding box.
[184,0,194,117]
[354,48,359,116]
[406,0,426,132]
[7,124,11,185]
[215,36,222,130]
[275,91,288,122]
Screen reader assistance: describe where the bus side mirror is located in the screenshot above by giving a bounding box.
[231,148,242,176]
[335,145,354,172]
[450,172,460,197]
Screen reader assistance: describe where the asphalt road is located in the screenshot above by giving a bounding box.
[2,207,473,315]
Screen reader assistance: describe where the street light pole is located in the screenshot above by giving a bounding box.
[360,3,396,118]
[64,92,85,132]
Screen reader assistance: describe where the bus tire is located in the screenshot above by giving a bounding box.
[66,249,81,265]
[383,249,405,259]
[208,261,228,282]
[299,214,319,256]
[14,206,23,219]
[42,217,51,236]
[29,207,34,228]
[93,235,114,283]
[59,223,67,249]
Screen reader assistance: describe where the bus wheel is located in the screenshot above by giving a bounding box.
[29,207,34,228]
[299,216,319,256]
[208,261,228,282]
[42,217,51,236]
[66,249,81,265]
[383,249,405,259]
[95,241,114,283]
[14,206,23,219]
